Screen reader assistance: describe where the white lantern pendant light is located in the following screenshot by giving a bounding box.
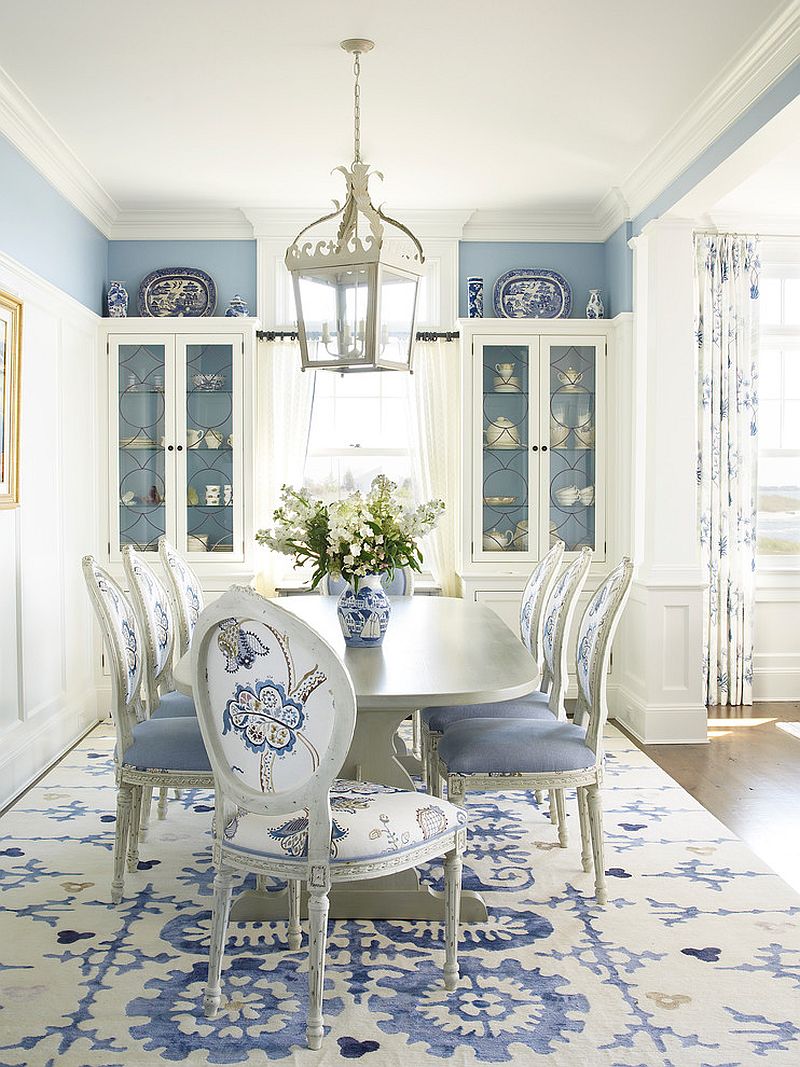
[285,39,425,372]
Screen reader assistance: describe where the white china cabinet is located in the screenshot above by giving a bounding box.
[457,317,615,637]
[100,319,258,581]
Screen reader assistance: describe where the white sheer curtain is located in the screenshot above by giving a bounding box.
[695,234,760,705]
[407,339,460,596]
[254,339,316,595]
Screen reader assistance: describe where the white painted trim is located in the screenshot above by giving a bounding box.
[0,247,100,326]
[622,1,800,219]
[109,208,253,240]
[706,212,800,237]
[461,203,626,244]
[609,684,709,744]
[0,64,117,237]
[753,655,800,701]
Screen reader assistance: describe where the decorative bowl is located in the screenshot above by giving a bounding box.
[192,373,225,392]
[484,496,517,506]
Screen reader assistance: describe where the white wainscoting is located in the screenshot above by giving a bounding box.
[0,251,102,809]
[753,576,800,701]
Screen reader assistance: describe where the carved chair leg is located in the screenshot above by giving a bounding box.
[111,781,133,904]
[307,885,331,1050]
[447,776,466,810]
[577,786,592,873]
[287,879,302,950]
[126,785,142,872]
[139,786,153,842]
[158,785,168,820]
[444,848,463,991]
[412,708,422,761]
[548,789,558,825]
[534,790,544,807]
[173,789,182,800]
[554,788,567,847]
[255,874,268,893]
[586,782,607,904]
[430,737,444,799]
[204,865,235,1018]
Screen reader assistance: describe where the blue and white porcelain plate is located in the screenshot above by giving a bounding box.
[138,267,217,317]
[493,268,572,319]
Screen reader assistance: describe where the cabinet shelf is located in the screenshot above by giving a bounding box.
[484,445,527,451]
[187,389,233,396]
[188,503,233,509]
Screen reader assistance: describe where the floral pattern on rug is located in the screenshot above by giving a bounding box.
[0,724,799,1065]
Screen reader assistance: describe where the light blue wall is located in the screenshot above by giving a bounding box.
[107,241,257,316]
[0,133,108,312]
[459,242,607,319]
[603,223,633,315]
[633,59,800,234]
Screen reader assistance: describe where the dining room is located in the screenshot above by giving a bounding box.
[1,3,800,1065]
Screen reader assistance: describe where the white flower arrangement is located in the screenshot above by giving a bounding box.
[256,475,444,591]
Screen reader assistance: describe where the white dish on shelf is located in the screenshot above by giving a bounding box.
[484,496,517,506]
[120,436,158,449]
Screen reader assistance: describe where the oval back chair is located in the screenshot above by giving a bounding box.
[123,545,176,716]
[519,539,565,662]
[158,536,205,657]
[191,585,467,1049]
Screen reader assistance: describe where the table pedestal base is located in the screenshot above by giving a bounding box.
[230,871,488,923]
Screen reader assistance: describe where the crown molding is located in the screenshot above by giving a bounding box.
[0,65,117,237]
[622,0,800,220]
[704,210,800,237]
[461,194,629,243]
[109,207,253,240]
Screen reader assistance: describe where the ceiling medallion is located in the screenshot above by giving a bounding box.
[285,39,425,372]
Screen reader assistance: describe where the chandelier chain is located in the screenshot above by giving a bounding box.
[353,51,361,163]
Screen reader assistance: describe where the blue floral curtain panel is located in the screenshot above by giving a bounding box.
[695,234,760,706]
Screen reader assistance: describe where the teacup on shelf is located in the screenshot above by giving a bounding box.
[550,418,570,448]
[574,424,595,448]
[557,367,583,389]
[555,485,580,506]
[578,485,595,505]
[482,529,513,551]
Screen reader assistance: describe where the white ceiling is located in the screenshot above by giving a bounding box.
[0,0,795,225]
[714,138,800,221]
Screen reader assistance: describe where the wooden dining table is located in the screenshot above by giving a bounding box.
[173,594,538,922]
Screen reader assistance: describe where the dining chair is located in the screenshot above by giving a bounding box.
[158,536,205,658]
[436,557,633,904]
[191,585,467,1050]
[422,541,580,805]
[82,557,213,900]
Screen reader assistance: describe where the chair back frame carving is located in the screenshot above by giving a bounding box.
[158,536,205,657]
[519,539,565,664]
[123,545,176,715]
[540,547,593,718]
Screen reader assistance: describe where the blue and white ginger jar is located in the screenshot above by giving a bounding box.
[107,280,129,317]
[467,277,484,318]
[586,289,605,319]
[225,294,250,317]
[337,574,391,647]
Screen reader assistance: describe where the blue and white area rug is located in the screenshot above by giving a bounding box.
[1,723,799,1066]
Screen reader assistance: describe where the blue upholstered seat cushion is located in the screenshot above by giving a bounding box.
[223,779,467,865]
[122,717,211,772]
[150,690,197,718]
[438,718,595,776]
[421,690,551,734]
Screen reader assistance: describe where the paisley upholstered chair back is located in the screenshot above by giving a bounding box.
[319,568,414,597]
[82,556,141,755]
[539,546,593,718]
[192,586,357,863]
[519,540,564,662]
[158,537,204,656]
[123,545,175,713]
[574,557,633,753]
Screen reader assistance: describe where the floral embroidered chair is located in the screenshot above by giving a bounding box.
[437,557,633,904]
[191,585,467,1050]
[82,557,213,900]
[421,541,571,802]
[158,536,205,658]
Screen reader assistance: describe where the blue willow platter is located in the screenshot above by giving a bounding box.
[138,267,217,317]
[493,268,572,318]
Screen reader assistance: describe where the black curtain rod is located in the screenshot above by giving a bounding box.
[257,329,460,343]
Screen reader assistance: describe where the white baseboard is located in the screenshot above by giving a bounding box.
[0,687,102,810]
[753,655,800,702]
[608,684,708,744]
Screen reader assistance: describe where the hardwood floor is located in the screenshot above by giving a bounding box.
[619,701,800,894]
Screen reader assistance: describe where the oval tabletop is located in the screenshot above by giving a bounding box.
[174,595,538,710]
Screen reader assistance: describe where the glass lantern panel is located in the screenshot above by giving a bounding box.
[481,345,529,553]
[378,267,417,367]
[118,344,166,552]
[185,343,235,554]
[297,266,371,367]
[549,344,596,551]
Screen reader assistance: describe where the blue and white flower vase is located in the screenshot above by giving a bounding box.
[586,289,605,319]
[224,294,249,317]
[107,280,129,317]
[467,277,484,318]
[337,574,392,647]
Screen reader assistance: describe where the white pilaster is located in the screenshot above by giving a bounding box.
[611,217,708,744]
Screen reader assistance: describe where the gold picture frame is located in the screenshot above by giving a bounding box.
[0,289,22,508]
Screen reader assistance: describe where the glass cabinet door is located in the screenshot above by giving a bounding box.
[180,339,241,557]
[116,341,173,552]
[476,341,540,559]
[545,339,603,554]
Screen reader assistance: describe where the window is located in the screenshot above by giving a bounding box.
[303,370,415,505]
[757,261,800,563]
